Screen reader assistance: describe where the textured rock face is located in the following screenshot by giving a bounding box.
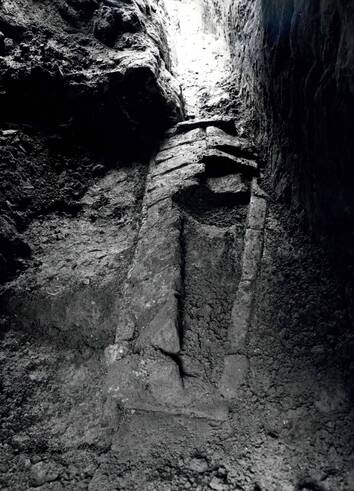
[0,0,182,279]
[207,0,354,252]
[0,0,182,155]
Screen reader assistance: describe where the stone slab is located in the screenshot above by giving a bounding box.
[150,163,205,185]
[176,117,236,135]
[155,140,205,165]
[203,149,258,174]
[241,229,264,281]
[228,280,253,352]
[247,194,267,230]
[160,128,205,151]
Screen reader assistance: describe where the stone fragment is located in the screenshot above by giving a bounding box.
[30,461,61,487]
[188,457,209,473]
[228,280,253,351]
[219,355,249,399]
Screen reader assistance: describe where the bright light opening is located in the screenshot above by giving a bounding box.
[163,0,231,118]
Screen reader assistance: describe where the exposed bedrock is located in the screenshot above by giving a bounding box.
[204,0,354,258]
[0,0,183,280]
[0,0,182,155]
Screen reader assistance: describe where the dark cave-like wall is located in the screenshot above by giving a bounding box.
[207,0,354,252]
[0,0,183,156]
[0,0,183,280]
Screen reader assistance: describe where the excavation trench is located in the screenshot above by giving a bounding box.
[178,209,245,383]
[1,0,354,489]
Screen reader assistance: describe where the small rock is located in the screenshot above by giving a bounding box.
[30,461,61,487]
[18,455,31,470]
[217,466,227,477]
[209,476,225,490]
[104,342,129,365]
[188,457,209,474]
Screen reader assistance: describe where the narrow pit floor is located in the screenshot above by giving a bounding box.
[180,215,243,384]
